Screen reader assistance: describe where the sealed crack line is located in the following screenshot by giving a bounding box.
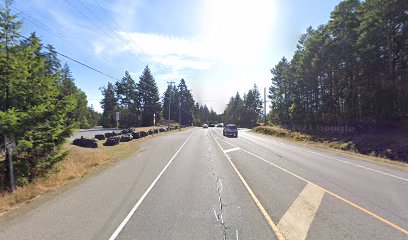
[207,134,228,240]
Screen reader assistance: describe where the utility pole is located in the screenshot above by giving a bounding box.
[3,1,15,192]
[179,100,181,128]
[153,113,155,135]
[4,135,15,192]
[264,87,267,125]
[115,111,120,130]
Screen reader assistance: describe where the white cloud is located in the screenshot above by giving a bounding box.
[93,31,214,76]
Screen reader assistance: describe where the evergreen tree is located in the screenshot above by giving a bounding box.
[162,83,177,121]
[267,0,408,126]
[100,82,117,128]
[177,78,194,125]
[243,84,263,127]
[0,2,104,190]
[223,92,244,125]
[138,65,161,126]
[115,71,138,127]
[59,64,90,128]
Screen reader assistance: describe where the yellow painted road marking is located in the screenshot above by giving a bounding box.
[210,130,286,240]
[215,135,408,236]
[277,183,325,240]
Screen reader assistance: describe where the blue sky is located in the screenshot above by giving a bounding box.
[14,0,342,113]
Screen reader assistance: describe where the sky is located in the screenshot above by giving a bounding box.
[14,0,342,113]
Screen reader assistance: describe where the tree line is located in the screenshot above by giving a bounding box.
[269,0,408,127]
[100,68,213,127]
[221,84,263,128]
[0,1,100,191]
[100,66,161,128]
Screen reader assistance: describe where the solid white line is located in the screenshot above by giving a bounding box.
[224,147,240,153]
[241,132,408,182]
[108,130,197,240]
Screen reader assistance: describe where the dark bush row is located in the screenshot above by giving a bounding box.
[72,137,98,148]
[72,126,184,148]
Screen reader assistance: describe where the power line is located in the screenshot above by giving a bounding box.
[13,10,75,46]
[88,0,170,75]
[64,0,157,72]
[13,7,126,75]
[57,52,121,81]
[18,33,121,81]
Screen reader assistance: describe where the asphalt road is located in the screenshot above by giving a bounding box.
[0,127,407,240]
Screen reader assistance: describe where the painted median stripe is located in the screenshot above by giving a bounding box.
[108,130,198,240]
[224,147,240,153]
[277,183,325,240]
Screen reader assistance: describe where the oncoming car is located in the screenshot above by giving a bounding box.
[223,124,238,137]
[202,124,208,128]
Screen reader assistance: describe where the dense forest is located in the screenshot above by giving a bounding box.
[0,1,99,191]
[100,68,213,127]
[269,0,408,127]
[100,66,162,128]
[222,84,263,128]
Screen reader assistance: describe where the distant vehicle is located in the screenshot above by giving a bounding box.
[202,124,208,128]
[209,123,215,127]
[216,123,224,127]
[223,124,238,137]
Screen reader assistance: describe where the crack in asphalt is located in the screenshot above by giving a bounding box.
[207,134,228,240]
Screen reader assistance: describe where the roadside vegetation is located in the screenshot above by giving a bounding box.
[0,0,210,195]
[253,125,408,164]
[0,126,190,214]
[268,0,407,126]
[100,69,215,128]
[221,84,263,128]
[0,1,101,192]
[254,0,408,164]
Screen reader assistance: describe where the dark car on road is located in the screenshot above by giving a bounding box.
[223,124,238,137]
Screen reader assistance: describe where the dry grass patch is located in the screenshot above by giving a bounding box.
[0,138,141,214]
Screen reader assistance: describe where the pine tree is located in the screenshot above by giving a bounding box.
[138,65,161,126]
[267,0,408,126]
[162,83,175,121]
[115,71,138,127]
[177,79,194,125]
[243,84,263,127]
[0,1,98,190]
[59,64,90,128]
[100,82,117,128]
[223,92,243,125]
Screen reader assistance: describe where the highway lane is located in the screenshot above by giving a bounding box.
[113,128,272,239]
[0,127,407,239]
[210,127,408,239]
[0,129,200,240]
